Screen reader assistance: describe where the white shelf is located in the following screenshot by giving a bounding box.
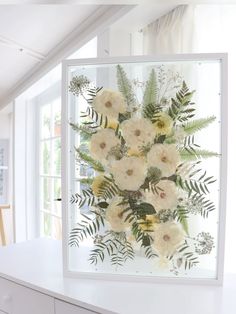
[0,238,235,314]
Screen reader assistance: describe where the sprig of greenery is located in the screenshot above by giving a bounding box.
[190,194,216,218]
[168,81,195,122]
[75,148,105,172]
[176,168,216,196]
[89,232,134,266]
[116,65,136,108]
[70,189,95,208]
[97,176,120,200]
[173,206,189,235]
[179,149,219,161]
[183,116,216,135]
[69,122,95,141]
[69,212,105,247]
[142,69,162,120]
[81,106,109,130]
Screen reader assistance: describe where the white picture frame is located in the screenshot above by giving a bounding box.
[61,54,228,285]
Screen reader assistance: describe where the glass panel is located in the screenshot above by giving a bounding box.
[65,58,223,281]
[42,177,51,211]
[43,212,52,237]
[52,216,62,240]
[41,104,51,139]
[52,99,61,137]
[41,141,50,175]
[52,138,61,176]
[53,178,61,215]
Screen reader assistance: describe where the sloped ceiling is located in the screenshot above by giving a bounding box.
[0,5,100,104]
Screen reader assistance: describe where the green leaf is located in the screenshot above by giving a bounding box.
[78,178,94,185]
[180,149,219,161]
[183,116,216,135]
[75,148,105,172]
[97,201,109,209]
[135,202,156,216]
[174,207,189,235]
[142,69,159,119]
[116,64,136,108]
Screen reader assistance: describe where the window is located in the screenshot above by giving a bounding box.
[39,98,62,239]
[37,37,97,239]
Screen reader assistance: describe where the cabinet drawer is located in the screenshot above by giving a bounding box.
[0,276,54,314]
[55,299,98,314]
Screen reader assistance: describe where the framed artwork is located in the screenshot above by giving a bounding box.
[0,139,9,205]
[62,54,227,284]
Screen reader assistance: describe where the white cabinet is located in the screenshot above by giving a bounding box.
[0,277,54,314]
[55,299,98,314]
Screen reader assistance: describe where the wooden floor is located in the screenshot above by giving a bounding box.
[0,204,10,246]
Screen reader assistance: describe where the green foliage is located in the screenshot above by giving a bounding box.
[177,244,199,270]
[190,194,216,218]
[168,81,195,122]
[142,69,161,120]
[180,149,219,161]
[70,189,95,208]
[143,69,157,106]
[116,64,136,107]
[69,212,105,247]
[69,122,95,141]
[179,135,218,160]
[97,176,120,200]
[183,116,216,135]
[89,232,134,266]
[144,246,158,259]
[87,87,103,105]
[176,168,216,196]
[75,148,105,172]
[81,106,109,130]
[173,206,189,235]
[77,178,94,186]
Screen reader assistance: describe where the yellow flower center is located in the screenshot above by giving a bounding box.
[157,120,165,129]
[163,234,170,241]
[105,101,112,108]
[126,169,134,176]
[100,142,106,149]
[134,129,141,136]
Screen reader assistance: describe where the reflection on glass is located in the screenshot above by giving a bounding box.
[53,138,61,176]
[44,213,51,237]
[41,104,51,139]
[42,178,51,211]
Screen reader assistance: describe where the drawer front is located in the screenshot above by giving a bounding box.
[55,299,99,314]
[0,277,54,314]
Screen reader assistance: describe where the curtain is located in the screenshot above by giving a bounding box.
[142,4,236,274]
[142,5,195,54]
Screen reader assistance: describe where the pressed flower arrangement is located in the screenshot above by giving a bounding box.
[63,56,227,281]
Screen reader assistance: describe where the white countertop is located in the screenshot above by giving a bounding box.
[0,238,235,314]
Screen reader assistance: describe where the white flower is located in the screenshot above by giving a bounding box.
[153,222,185,256]
[105,197,130,233]
[90,129,120,163]
[121,117,156,151]
[142,180,178,211]
[111,156,147,191]
[147,144,180,177]
[93,89,127,119]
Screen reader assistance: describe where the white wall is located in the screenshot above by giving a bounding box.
[0,113,10,138]
[0,109,14,245]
